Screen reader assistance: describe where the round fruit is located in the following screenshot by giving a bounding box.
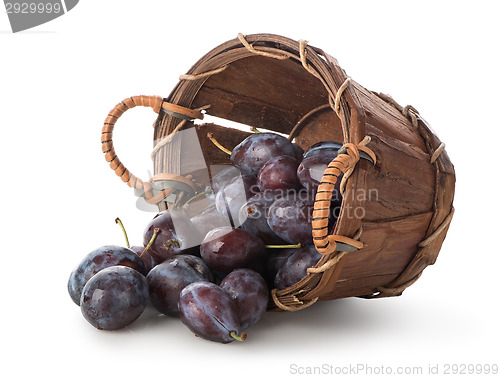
[297,152,340,191]
[68,245,146,305]
[239,190,286,244]
[220,269,268,330]
[291,142,305,161]
[129,245,159,274]
[215,174,258,227]
[303,140,343,159]
[209,165,242,194]
[178,281,246,343]
[190,211,232,241]
[80,266,149,330]
[257,155,301,191]
[143,210,201,262]
[200,227,265,273]
[274,244,323,290]
[147,255,213,317]
[266,247,297,280]
[267,192,315,246]
[230,132,296,175]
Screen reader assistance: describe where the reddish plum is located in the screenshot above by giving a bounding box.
[230,132,296,175]
[257,155,301,191]
[147,255,213,317]
[220,269,268,330]
[178,281,246,343]
[274,244,323,290]
[200,227,265,273]
[143,210,201,262]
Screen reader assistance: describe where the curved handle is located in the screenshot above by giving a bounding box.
[312,141,376,254]
[101,95,164,190]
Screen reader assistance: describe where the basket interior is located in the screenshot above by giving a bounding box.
[172,55,347,218]
[191,55,345,151]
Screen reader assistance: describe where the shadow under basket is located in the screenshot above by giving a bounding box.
[101,33,455,311]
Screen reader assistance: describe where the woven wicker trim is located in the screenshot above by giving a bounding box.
[101,95,205,207]
[418,206,455,248]
[237,33,289,60]
[270,289,319,312]
[179,65,229,81]
[430,142,446,164]
[311,137,376,255]
[299,39,353,121]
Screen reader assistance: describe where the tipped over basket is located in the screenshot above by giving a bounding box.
[101,33,455,311]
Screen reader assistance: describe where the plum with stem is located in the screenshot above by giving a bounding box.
[147,255,213,317]
[178,281,246,343]
[68,245,146,305]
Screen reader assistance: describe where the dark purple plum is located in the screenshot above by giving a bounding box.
[257,155,301,191]
[201,166,242,204]
[215,174,258,227]
[303,140,343,159]
[190,211,232,241]
[200,227,265,273]
[220,269,268,330]
[129,245,159,273]
[143,210,201,262]
[68,245,146,305]
[209,165,242,193]
[291,142,305,161]
[267,192,315,246]
[238,191,286,244]
[297,152,343,200]
[80,266,149,330]
[230,132,296,175]
[114,217,158,273]
[147,255,213,317]
[274,244,323,290]
[178,281,246,343]
[266,247,297,280]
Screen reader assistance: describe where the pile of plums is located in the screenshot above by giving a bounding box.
[68,132,343,343]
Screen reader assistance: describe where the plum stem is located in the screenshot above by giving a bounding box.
[230,331,247,342]
[250,126,261,133]
[140,228,160,258]
[184,188,212,206]
[265,243,302,249]
[207,132,232,155]
[115,217,130,248]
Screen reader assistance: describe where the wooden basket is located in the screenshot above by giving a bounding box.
[101,33,455,311]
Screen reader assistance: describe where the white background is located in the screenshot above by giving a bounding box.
[1,1,499,377]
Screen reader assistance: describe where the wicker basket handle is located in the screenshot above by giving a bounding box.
[312,139,376,254]
[101,95,204,191]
